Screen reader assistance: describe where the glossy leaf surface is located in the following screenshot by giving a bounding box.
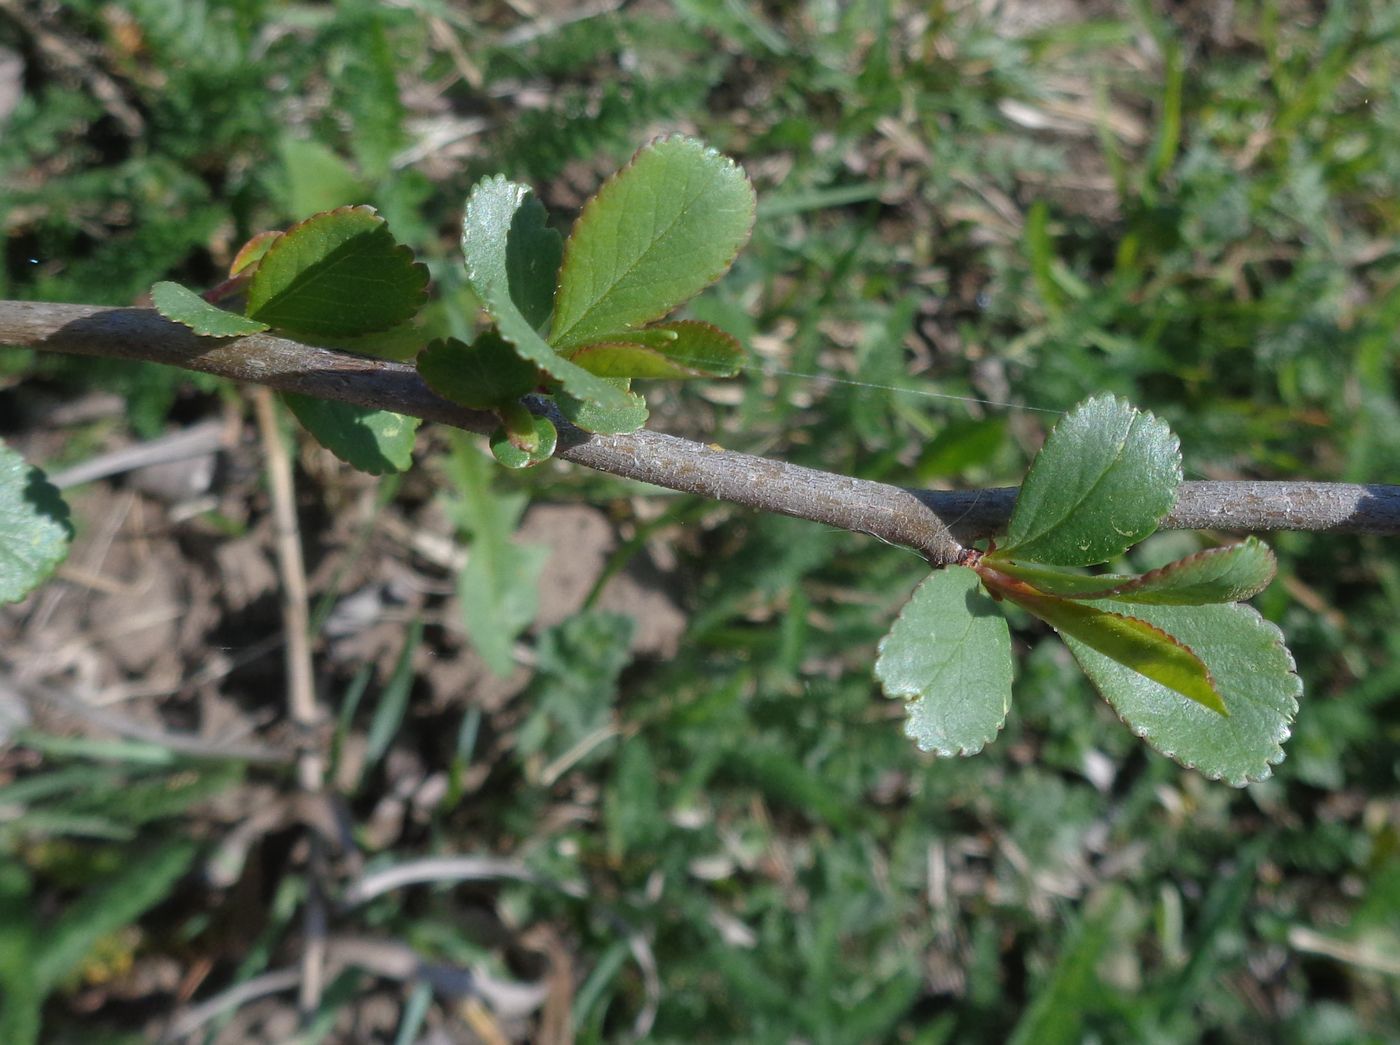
[1001,586,1226,715]
[568,321,744,379]
[490,413,557,469]
[550,136,755,350]
[462,177,630,410]
[152,282,270,338]
[1064,599,1301,785]
[503,190,564,330]
[995,394,1180,567]
[874,566,1014,757]
[991,538,1277,605]
[247,206,428,338]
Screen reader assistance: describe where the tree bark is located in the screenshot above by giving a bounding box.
[5,300,1397,563]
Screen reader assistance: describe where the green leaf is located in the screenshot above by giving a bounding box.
[0,442,72,605]
[490,412,557,469]
[446,438,548,676]
[151,281,270,338]
[462,176,631,411]
[1063,600,1301,785]
[246,205,428,338]
[228,231,283,277]
[417,332,541,410]
[994,394,1181,567]
[1000,586,1226,715]
[550,136,756,351]
[322,321,429,363]
[874,566,1014,756]
[989,538,1277,605]
[504,190,564,330]
[568,321,744,379]
[282,394,420,475]
[555,381,649,435]
[1097,538,1277,604]
[35,839,196,993]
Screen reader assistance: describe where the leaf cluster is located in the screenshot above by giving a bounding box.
[876,395,1300,785]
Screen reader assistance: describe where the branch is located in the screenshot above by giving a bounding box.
[5,301,1397,562]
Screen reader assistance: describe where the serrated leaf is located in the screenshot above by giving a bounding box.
[1063,600,1301,785]
[463,177,630,411]
[550,136,756,351]
[323,321,429,363]
[418,332,541,410]
[247,205,428,338]
[568,321,744,379]
[490,415,557,469]
[989,538,1277,605]
[0,442,72,604]
[1098,538,1278,604]
[555,381,649,434]
[874,566,1014,757]
[151,282,270,338]
[995,394,1181,567]
[504,191,564,330]
[228,231,282,277]
[1001,586,1226,715]
[282,393,420,475]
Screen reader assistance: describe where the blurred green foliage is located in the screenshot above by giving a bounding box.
[3,0,1400,1040]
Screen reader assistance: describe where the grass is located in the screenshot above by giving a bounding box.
[2,0,1399,1040]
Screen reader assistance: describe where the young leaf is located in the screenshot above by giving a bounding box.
[993,394,1181,567]
[246,206,429,338]
[550,136,756,351]
[990,538,1277,605]
[282,394,420,475]
[1063,599,1301,785]
[0,442,72,605]
[490,413,557,469]
[152,282,270,338]
[504,191,564,331]
[999,585,1226,715]
[568,321,744,379]
[555,382,650,435]
[463,177,630,411]
[874,566,1014,757]
[417,333,541,410]
[1094,538,1277,604]
[228,231,283,277]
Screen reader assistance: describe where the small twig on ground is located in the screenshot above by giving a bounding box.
[161,967,304,1042]
[47,419,228,489]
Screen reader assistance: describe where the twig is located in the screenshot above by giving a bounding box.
[6,303,1400,564]
[161,967,304,1041]
[251,386,327,1016]
[343,854,580,906]
[47,419,227,489]
[342,854,658,1040]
